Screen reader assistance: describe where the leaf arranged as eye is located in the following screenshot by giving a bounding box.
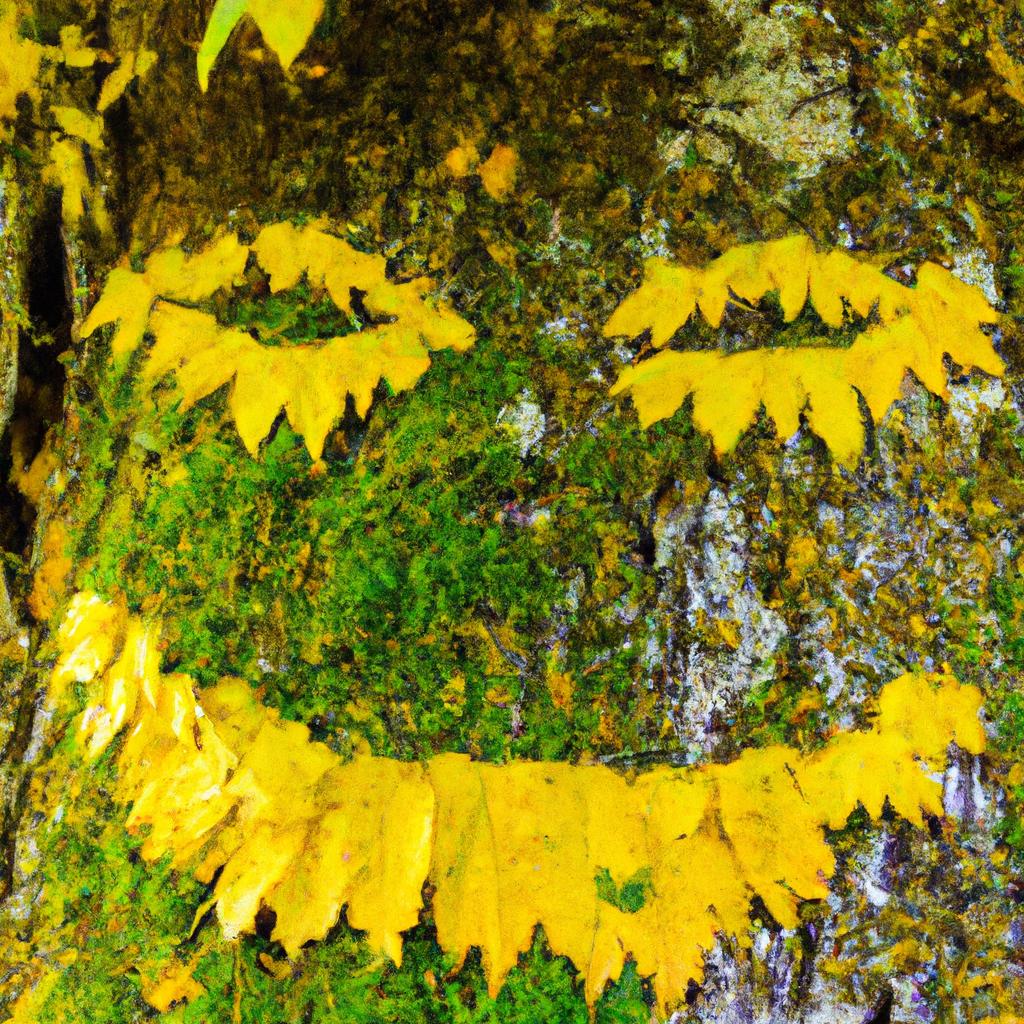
[80,224,475,458]
[604,236,1003,465]
[56,591,985,1014]
[197,0,327,91]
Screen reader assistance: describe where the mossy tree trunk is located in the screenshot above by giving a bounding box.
[2,1,1024,1022]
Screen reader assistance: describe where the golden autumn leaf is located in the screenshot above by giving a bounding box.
[197,0,326,92]
[252,221,475,354]
[605,236,1002,465]
[55,591,985,1013]
[478,143,518,201]
[81,232,250,355]
[141,961,205,1013]
[0,3,43,133]
[145,303,436,460]
[82,223,475,458]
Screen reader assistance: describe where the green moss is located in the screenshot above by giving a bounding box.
[594,867,653,915]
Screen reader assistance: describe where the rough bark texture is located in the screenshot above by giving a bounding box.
[2,1,1024,1022]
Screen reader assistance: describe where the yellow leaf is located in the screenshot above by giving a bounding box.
[80,268,158,356]
[0,4,43,133]
[77,619,158,759]
[478,143,518,201]
[75,222,475,457]
[142,960,205,1012]
[81,233,250,355]
[144,232,252,303]
[197,0,326,92]
[56,592,986,1014]
[253,222,475,351]
[603,259,700,348]
[144,302,433,459]
[51,105,105,149]
[96,48,158,113]
[606,236,1001,465]
[48,589,126,704]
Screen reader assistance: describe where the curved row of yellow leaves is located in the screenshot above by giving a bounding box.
[52,591,985,1013]
[80,223,476,459]
[604,235,1003,464]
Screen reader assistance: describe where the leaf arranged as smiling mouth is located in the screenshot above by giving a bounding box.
[604,235,1003,465]
[54,590,985,1013]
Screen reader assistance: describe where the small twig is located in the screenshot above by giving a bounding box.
[788,84,850,119]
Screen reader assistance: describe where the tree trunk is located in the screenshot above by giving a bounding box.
[1,1,1023,1022]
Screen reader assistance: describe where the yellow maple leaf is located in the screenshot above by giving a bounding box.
[54,592,985,1014]
[80,232,249,355]
[605,236,1002,465]
[197,0,326,92]
[83,223,474,458]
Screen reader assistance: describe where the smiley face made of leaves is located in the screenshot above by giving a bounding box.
[604,235,1003,466]
[80,223,476,460]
